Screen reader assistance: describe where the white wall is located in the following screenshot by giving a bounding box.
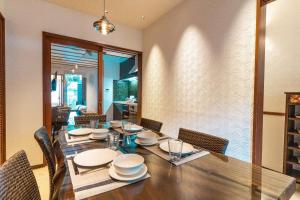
[143,0,256,161]
[262,0,300,172]
[5,0,142,165]
[103,60,120,121]
[0,0,4,13]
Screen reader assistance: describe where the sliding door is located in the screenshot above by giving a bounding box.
[0,12,5,164]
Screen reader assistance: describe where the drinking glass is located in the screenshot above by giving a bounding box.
[168,139,183,162]
[107,132,120,150]
[121,120,132,132]
[90,119,99,129]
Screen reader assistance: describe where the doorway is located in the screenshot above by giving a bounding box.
[43,32,142,139]
[103,51,139,123]
[50,43,99,129]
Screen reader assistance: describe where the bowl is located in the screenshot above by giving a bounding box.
[92,128,109,136]
[112,154,144,176]
[137,131,157,143]
[110,120,122,128]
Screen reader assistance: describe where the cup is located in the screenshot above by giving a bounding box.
[168,139,183,162]
[107,132,120,150]
[90,119,99,129]
[121,120,129,131]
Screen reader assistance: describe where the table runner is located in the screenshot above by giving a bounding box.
[142,139,210,166]
[66,151,151,200]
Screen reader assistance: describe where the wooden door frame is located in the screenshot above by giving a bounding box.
[253,0,277,165]
[0,12,5,164]
[42,32,143,136]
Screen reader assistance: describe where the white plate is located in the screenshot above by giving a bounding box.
[124,125,143,132]
[89,133,107,140]
[109,164,148,181]
[74,149,118,167]
[68,128,93,136]
[159,141,194,154]
[135,138,158,146]
[92,128,109,134]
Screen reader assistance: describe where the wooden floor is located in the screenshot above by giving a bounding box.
[33,167,300,200]
[33,167,49,200]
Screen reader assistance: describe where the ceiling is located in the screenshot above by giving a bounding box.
[45,0,184,29]
[51,44,132,71]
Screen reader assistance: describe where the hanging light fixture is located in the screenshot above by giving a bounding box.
[93,0,115,35]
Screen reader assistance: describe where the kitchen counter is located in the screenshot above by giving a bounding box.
[113,101,137,107]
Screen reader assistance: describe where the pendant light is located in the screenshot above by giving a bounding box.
[93,0,115,35]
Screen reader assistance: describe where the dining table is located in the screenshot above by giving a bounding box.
[57,124,296,200]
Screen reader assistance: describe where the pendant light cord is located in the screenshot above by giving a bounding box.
[103,0,106,16]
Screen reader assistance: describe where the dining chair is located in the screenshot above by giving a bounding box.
[178,128,229,154]
[0,150,41,200]
[140,118,163,133]
[34,127,65,200]
[74,114,107,126]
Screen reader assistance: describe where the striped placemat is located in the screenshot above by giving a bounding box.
[66,151,150,200]
[142,139,210,166]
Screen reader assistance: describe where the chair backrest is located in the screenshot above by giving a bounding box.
[140,118,163,133]
[0,150,41,200]
[34,127,56,200]
[74,114,106,126]
[178,128,229,154]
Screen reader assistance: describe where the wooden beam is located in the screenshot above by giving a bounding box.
[98,47,103,114]
[137,53,143,123]
[0,12,5,164]
[253,0,266,165]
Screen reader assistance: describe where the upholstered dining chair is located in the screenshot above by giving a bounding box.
[140,118,163,133]
[34,127,65,200]
[0,150,41,200]
[74,114,106,126]
[178,128,229,154]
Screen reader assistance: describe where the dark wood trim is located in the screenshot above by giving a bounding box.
[261,0,277,6]
[137,53,143,123]
[31,163,46,170]
[252,0,266,165]
[263,111,285,116]
[43,32,142,54]
[98,47,103,114]
[0,12,5,165]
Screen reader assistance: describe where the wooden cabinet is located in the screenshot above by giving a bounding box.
[284,92,300,182]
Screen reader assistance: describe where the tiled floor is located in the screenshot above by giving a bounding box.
[33,167,300,199]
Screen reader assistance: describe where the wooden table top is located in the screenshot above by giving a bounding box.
[57,131,296,200]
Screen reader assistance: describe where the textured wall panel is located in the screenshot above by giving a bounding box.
[142,0,256,161]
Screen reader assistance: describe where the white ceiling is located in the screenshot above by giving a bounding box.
[44,0,184,29]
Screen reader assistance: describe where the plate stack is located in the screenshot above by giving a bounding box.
[89,128,109,140]
[109,154,148,181]
[124,124,143,132]
[135,131,158,146]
